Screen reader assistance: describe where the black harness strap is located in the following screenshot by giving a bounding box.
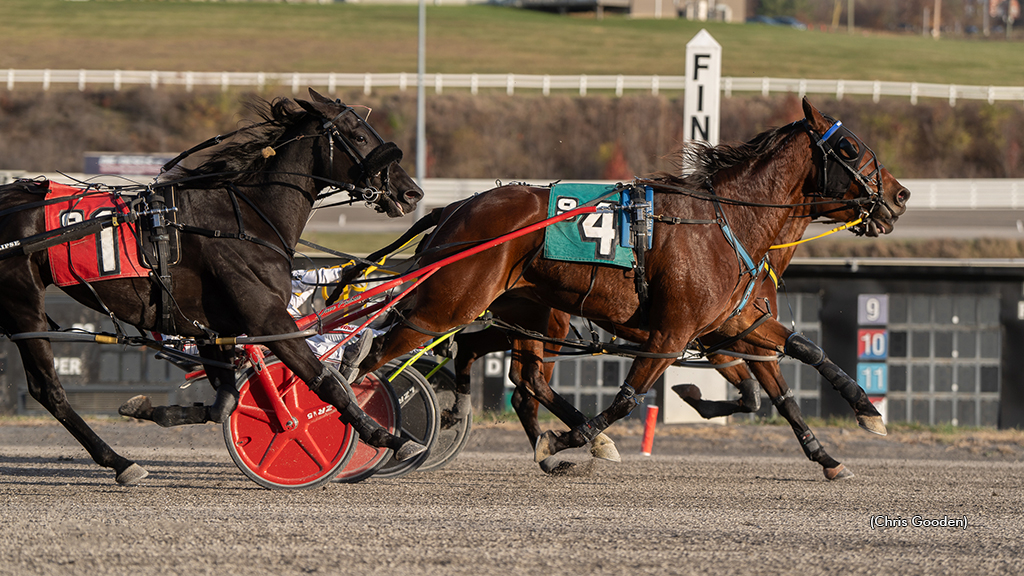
[395,311,480,339]
[0,211,130,261]
[144,187,177,334]
[229,184,296,258]
[696,310,774,358]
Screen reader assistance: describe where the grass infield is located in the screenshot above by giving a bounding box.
[0,0,1020,86]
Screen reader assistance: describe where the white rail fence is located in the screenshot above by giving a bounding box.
[2,172,1021,210]
[6,69,1024,106]
[416,178,1024,210]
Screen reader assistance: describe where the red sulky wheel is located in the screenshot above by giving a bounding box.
[224,360,364,490]
[333,369,400,484]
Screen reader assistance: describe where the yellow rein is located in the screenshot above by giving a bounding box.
[769,217,863,250]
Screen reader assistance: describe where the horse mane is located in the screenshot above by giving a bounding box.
[649,121,803,189]
[171,97,309,187]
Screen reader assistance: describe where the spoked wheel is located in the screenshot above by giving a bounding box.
[373,359,440,479]
[333,367,401,484]
[412,356,473,473]
[224,359,359,490]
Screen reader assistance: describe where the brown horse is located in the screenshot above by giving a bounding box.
[467,213,867,479]
[357,98,909,465]
[0,89,423,485]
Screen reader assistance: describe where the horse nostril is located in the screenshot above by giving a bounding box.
[404,189,423,202]
[897,188,910,208]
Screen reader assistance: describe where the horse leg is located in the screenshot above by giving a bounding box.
[512,337,621,465]
[452,325,513,421]
[119,344,239,427]
[16,337,148,485]
[672,358,761,419]
[544,329,685,457]
[743,357,853,481]
[263,332,426,462]
[0,267,147,485]
[782,332,886,436]
[725,313,886,436]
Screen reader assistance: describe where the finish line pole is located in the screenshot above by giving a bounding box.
[414,0,427,220]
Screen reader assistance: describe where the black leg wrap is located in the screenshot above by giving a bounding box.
[576,415,610,443]
[151,404,209,428]
[786,333,878,416]
[342,401,397,448]
[614,383,645,416]
[737,378,761,412]
[784,333,826,366]
[797,430,823,460]
[575,383,643,442]
[771,389,794,408]
[773,393,822,461]
[206,385,239,424]
[310,368,392,448]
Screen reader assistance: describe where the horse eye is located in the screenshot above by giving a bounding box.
[355,134,368,145]
[837,138,858,160]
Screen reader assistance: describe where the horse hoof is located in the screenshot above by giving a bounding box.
[393,440,427,462]
[857,415,888,436]
[590,433,621,462]
[118,395,152,419]
[535,431,558,463]
[824,464,855,481]
[539,457,576,475]
[116,463,149,486]
[671,384,702,402]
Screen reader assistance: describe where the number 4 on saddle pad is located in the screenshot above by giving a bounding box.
[542,183,652,268]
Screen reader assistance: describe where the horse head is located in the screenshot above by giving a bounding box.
[801,97,909,237]
[298,88,422,218]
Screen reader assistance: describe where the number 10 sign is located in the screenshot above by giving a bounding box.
[858,328,888,360]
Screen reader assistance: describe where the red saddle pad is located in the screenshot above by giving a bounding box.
[45,181,147,287]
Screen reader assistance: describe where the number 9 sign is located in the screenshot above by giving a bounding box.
[858,294,888,326]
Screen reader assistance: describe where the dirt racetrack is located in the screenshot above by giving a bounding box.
[1,418,1022,576]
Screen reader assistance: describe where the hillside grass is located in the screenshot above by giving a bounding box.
[0,0,1021,86]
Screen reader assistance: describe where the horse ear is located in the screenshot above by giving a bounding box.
[307,88,333,104]
[802,97,829,133]
[296,98,320,115]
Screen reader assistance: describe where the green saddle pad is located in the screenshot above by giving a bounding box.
[543,183,633,269]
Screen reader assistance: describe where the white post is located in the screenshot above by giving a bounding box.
[683,29,721,146]
[415,0,427,219]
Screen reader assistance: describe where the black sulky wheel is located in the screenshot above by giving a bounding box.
[411,356,472,473]
[373,359,440,479]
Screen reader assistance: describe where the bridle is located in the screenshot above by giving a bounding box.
[320,104,404,208]
[801,117,887,232]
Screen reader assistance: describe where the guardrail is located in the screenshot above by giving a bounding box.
[5,69,1024,106]
[417,178,1024,210]
[2,172,1022,210]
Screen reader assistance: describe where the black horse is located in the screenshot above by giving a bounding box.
[0,89,423,485]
